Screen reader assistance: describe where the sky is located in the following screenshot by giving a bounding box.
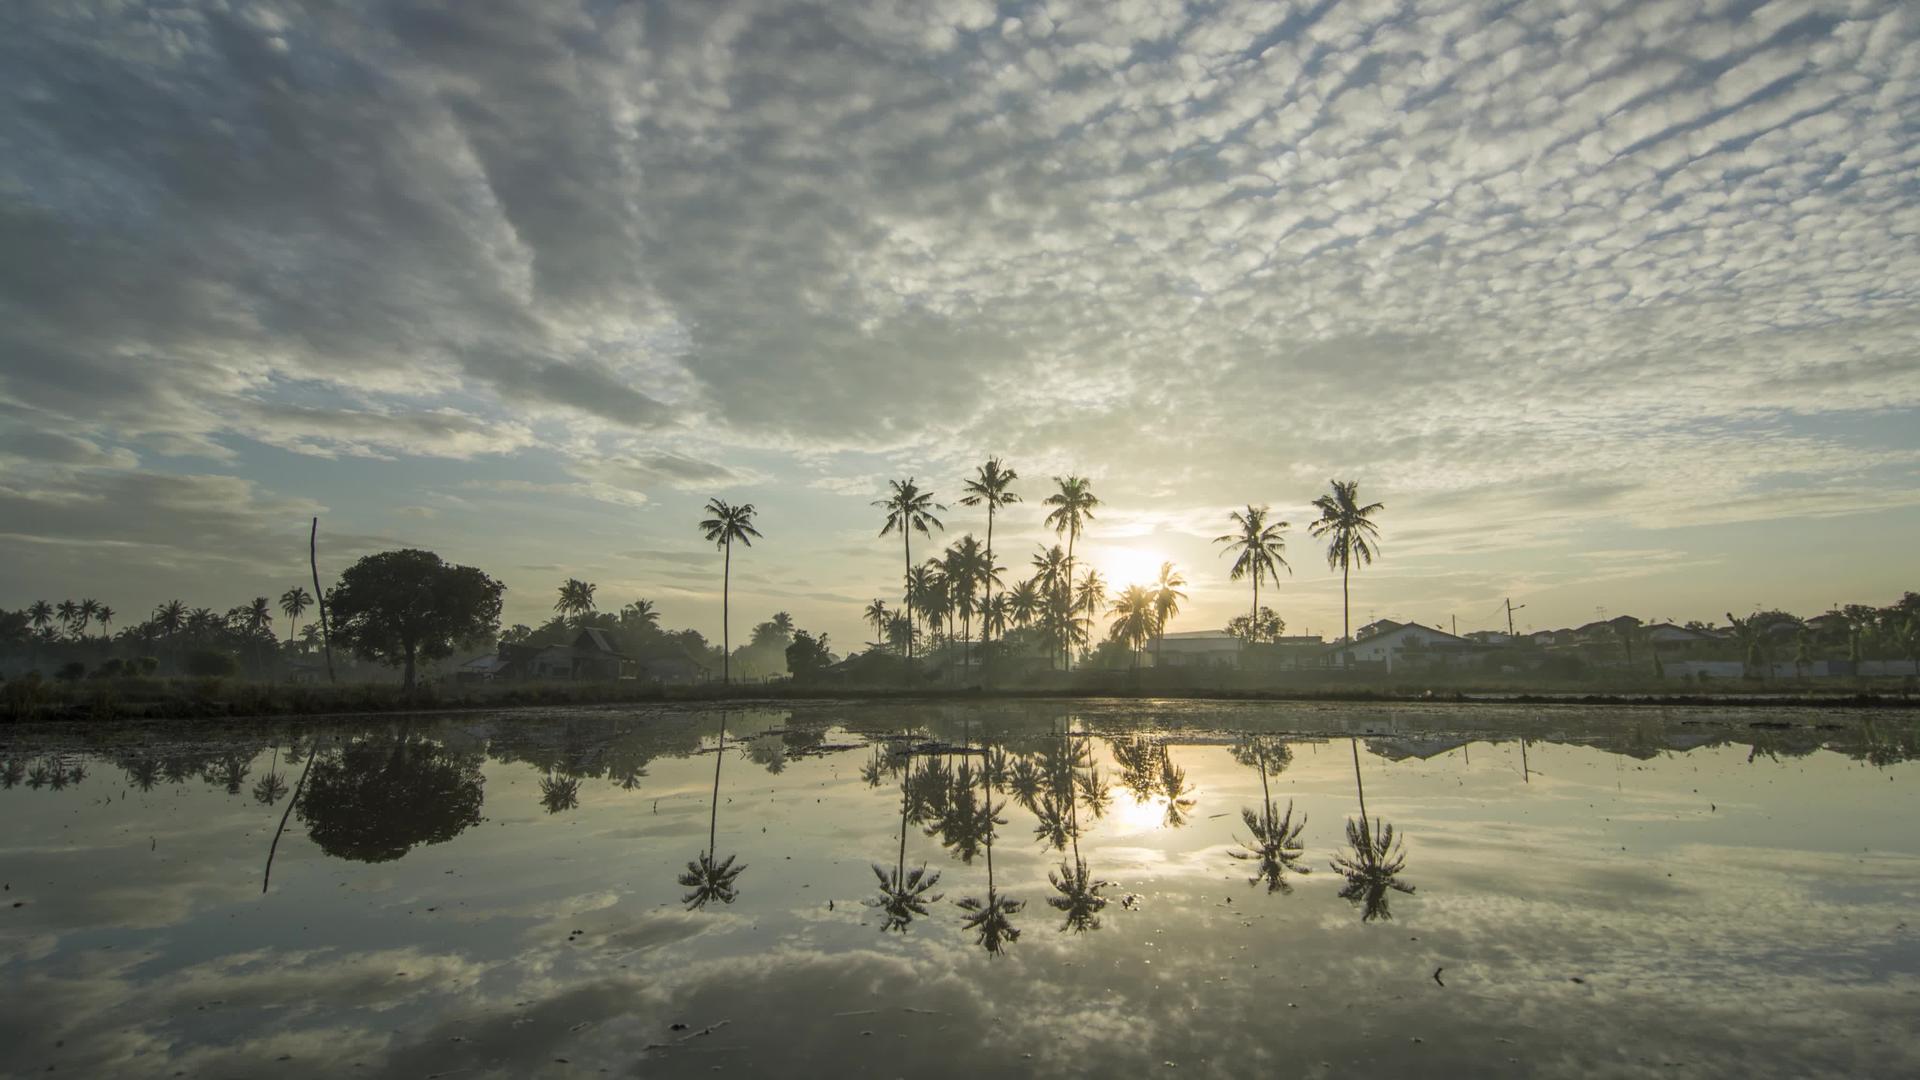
[2,0,1917,650]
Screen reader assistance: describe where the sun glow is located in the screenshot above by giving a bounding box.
[1092,547,1167,589]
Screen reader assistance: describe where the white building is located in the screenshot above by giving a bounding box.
[1329,622,1477,672]
[1155,630,1243,668]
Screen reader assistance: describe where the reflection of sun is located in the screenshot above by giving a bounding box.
[1112,792,1167,833]
[1093,547,1166,588]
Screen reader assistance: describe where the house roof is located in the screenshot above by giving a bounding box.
[1161,630,1240,641]
[1328,621,1473,653]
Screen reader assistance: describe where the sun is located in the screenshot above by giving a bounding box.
[1093,546,1168,589]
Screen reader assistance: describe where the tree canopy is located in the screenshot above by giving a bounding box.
[327,549,504,688]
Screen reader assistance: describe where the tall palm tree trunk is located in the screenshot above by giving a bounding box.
[722,539,732,684]
[709,714,727,855]
[1341,560,1351,669]
[983,508,995,645]
[1063,535,1075,671]
[902,532,914,666]
[1350,737,1368,825]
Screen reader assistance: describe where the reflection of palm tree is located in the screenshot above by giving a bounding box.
[1159,757,1196,828]
[680,713,746,909]
[1330,738,1414,921]
[956,731,1021,954]
[540,772,581,814]
[868,751,944,932]
[1229,735,1307,893]
[1046,733,1109,932]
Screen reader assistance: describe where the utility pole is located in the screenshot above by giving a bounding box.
[1505,598,1526,639]
[1451,614,1457,637]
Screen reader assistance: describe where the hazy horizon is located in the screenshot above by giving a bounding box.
[4,0,1917,650]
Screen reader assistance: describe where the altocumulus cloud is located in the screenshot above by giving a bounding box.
[1,0,1916,631]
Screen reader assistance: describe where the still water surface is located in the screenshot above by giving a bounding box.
[3,702,1917,1078]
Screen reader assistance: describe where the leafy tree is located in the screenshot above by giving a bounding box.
[1227,606,1285,645]
[700,499,762,684]
[328,549,505,689]
[785,630,834,683]
[183,649,239,678]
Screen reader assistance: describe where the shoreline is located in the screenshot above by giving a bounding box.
[6,679,1916,723]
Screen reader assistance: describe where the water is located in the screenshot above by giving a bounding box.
[3,702,1917,1078]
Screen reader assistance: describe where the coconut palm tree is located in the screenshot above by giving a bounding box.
[960,459,1020,643]
[95,605,115,640]
[280,587,312,643]
[154,599,186,640]
[1073,568,1106,665]
[699,499,762,685]
[681,713,746,909]
[554,578,597,625]
[77,598,101,637]
[863,599,891,650]
[1215,505,1290,640]
[1109,585,1155,669]
[1331,738,1414,921]
[1007,579,1041,630]
[1042,477,1099,668]
[1310,481,1384,658]
[28,600,53,633]
[1151,562,1187,666]
[875,479,945,668]
[944,534,994,672]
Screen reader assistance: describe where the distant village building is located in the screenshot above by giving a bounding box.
[462,628,639,682]
[1154,630,1244,669]
[1329,621,1478,672]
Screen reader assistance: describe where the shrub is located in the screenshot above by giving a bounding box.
[184,649,240,678]
[55,660,87,683]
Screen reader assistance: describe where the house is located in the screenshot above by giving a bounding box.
[1328,622,1478,672]
[1154,630,1243,669]
[1465,630,1512,645]
[1644,623,1718,648]
[488,629,638,681]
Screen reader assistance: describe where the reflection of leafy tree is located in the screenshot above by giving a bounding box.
[1330,739,1414,921]
[297,737,486,863]
[1229,737,1308,894]
[868,758,943,932]
[681,714,746,910]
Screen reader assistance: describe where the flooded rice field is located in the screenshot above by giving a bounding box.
[3,701,1918,1078]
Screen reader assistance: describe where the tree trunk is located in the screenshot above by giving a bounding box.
[983,508,995,646]
[1063,533,1076,671]
[903,531,914,668]
[722,539,732,685]
[311,518,336,684]
[1341,560,1351,670]
[403,643,417,690]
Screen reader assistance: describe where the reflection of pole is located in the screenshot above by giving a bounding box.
[1521,738,1530,784]
[262,741,318,894]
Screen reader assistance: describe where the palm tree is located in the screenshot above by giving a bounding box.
[1073,568,1106,666]
[154,600,186,640]
[1151,562,1187,667]
[280,587,312,643]
[960,459,1020,643]
[95,605,115,640]
[944,534,994,673]
[1309,480,1384,660]
[1108,584,1155,669]
[863,599,892,650]
[680,713,746,909]
[1215,505,1290,640]
[699,499,762,685]
[246,597,273,635]
[554,578,598,624]
[77,598,100,637]
[1007,579,1041,630]
[55,600,79,637]
[875,479,945,668]
[1042,477,1099,669]
[1331,738,1414,921]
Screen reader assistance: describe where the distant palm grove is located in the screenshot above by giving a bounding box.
[1,464,1917,703]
